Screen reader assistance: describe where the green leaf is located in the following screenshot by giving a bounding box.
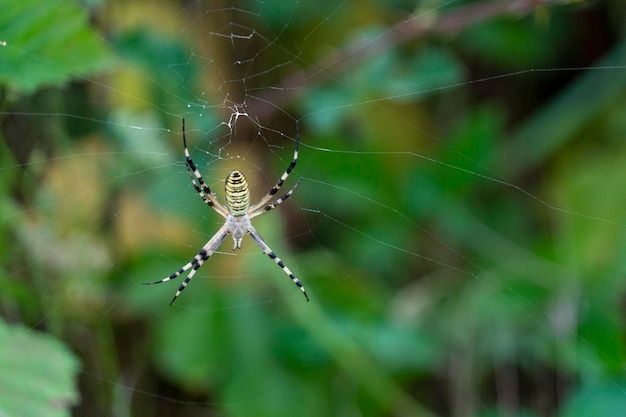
[0,319,80,417]
[0,0,115,94]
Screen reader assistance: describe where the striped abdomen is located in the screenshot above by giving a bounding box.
[224,170,250,216]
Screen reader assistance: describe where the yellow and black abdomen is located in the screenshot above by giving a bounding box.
[224,170,250,216]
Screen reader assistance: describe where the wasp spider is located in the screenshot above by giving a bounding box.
[144,119,309,305]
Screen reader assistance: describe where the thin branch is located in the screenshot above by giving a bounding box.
[249,0,571,122]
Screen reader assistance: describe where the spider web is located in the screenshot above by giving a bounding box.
[2,0,626,416]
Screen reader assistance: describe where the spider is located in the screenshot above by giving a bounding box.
[144,119,309,305]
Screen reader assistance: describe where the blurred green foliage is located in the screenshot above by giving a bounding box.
[0,319,79,417]
[1,1,626,417]
[0,0,115,94]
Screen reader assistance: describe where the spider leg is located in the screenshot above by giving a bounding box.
[182,119,228,217]
[144,225,229,305]
[250,178,302,219]
[247,226,309,301]
[248,122,300,212]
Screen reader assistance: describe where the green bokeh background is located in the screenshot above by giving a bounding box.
[1,1,626,416]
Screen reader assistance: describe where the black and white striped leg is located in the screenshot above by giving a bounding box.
[144,226,229,305]
[186,164,219,210]
[182,119,227,216]
[250,178,302,219]
[248,226,309,301]
[248,128,300,212]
